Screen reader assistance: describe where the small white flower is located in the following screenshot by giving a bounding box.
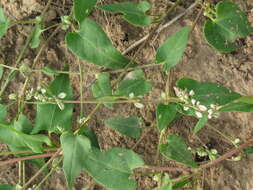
[41,88,46,94]
[198,105,207,112]
[189,90,195,96]
[58,92,67,99]
[173,87,181,97]
[191,99,196,105]
[210,149,218,155]
[208,114,212,119]
[9,93,17,100]
[183,106,189,111]
[37,86,41,91]
[196,101,200,106]
[134,103,144,109]
[129,92,135,98]
[210,104,215,109]
[234,138,241,144]
[208,109,213,114]
[195,111,203,118]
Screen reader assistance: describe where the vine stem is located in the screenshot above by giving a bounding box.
[25,97,181,105]
[0,150,61,167]
[0,147,59,156]
[138,139,253,172]
[21,149,62,190]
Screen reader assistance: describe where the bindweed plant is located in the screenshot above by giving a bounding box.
[0,0,253,189]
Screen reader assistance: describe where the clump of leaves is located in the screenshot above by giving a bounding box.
[0,1,253,190]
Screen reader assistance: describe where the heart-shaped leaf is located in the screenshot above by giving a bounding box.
[156,26,190,70]
[177,78,241,106]
[0,121,51,153]
[0,8,10,38]
[83,148,144,190]
[104,116,142,138]
[204,1,253,52]
[156,104,177,131]
[33,72,73,133]
[74,0,98,23]
[66,18,129,69]
[61,132,92,189]
[160,135,198,168]
[97,1,153,27]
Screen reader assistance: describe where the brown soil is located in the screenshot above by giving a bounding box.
[0,0,253,190]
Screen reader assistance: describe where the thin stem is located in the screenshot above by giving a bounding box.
[0,151,61,167]
[207,123,235,146]
[25,97,181,105]
[201,139,253,169]
[0,147,59,156]
[34,157,63,190]
[78,58,84,119]
[138,139,253,173]
[21,149,62,190]
[10,20,37,26]
[74,104,101,134]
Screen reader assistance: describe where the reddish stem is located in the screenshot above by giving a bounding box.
[0,151,61,167]
[141,139,253,173]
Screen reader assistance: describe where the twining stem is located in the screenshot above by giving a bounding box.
[139,139,253,173]
[0,150,61,167]
[0,62,165,76]
[34,157,63,190]
[25,97,181,105]
[78,58,84,119]
[207,123,236,146]
[21,149,62,190]
[0,147,59,156]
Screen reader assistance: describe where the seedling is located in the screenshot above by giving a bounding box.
[0,0,253,189]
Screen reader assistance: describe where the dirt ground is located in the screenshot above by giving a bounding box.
[0,0,253,189]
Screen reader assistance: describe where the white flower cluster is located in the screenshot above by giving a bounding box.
[174,87,220,119]
[25,86,67,110]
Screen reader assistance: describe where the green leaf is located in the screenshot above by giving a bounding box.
[33,72,73,133]
[177,78,241,106]
[97,1,153,27]
[204,1,253,52]
[156,27,190,70]
[66,18,129,69]
[156,104,177,131]
[0,104,7,121]
[74,0,98,23]
[239,97,253,104]
[0,122,51,153]
[194,115,208,134]
[172,178,191,189]
[42,66,59,76]
[219,102,253,112]
[0,184,14,190]
[92,73,113,108]
[30,16,43,49]
[244,146,253,155]
[61,132,92,189]
[0,8,10,38]
[160,135,197,168]
[83,148,144,190]
[104,116,142,138]
[0,66,3,79]
[82,127,100,149]
[14,114,33,134]
[116,70,153,97]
